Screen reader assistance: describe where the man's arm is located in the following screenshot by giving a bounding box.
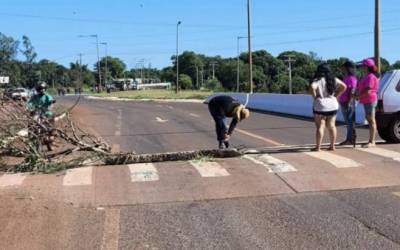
[227,118,238,135]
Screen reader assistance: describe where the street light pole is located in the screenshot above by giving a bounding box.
[247,0,253,94]
[375,0,381,75]
[100,42,108,86]
[176,21,182,94]
[237,36,247,92]
[78,34,101,91]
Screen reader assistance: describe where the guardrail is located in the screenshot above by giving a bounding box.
[207,93,367,124]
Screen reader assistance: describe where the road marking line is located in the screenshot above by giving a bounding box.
[128,163,159,182]
[190,161,230,177]
[244,154,297,173]
[167,105,174,110]
[155,117,168,123]
[305,151,361,168]
[63,167,93,186]
[0,174,26,187]
[235,128,283,146]
[189,113,200,118]
[356,147,400,162]
[100,208,120,250]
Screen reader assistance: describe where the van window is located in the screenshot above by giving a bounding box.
[396,79,400,92]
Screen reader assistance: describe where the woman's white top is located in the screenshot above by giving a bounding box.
[311,77,343,112]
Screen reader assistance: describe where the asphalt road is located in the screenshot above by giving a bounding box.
[64,96,372,153]
[1,96,400,250]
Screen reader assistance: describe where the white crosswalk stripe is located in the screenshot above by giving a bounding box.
[243,154,297,173]
[190,161,230,177]
[305,151,361,168]
[63,167,93,186]
[0,173,26,188]
[128,163,159,182]
[357,147,400,162]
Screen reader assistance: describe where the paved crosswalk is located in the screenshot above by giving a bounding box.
[243,154,297,173]
[1,145,400,192]
[0,173,26,188]
[305,151,361,168]
[128,163,159,182]
[190,160,230,177]
[63,167,93,186]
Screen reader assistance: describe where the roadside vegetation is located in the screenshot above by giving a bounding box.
[94,89,213,100]
[2,32,400,94]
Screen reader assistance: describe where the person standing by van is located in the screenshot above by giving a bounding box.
[357,58,380,148]
[310,63,347,151]
[339,61,358,145]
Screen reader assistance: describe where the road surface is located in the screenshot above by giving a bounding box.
[1,96,400,250]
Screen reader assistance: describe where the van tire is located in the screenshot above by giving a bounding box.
[378,127,393,142]
[388,117,400,143]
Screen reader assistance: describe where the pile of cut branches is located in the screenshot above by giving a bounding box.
[0,96,111,173]
[0,95,243,173]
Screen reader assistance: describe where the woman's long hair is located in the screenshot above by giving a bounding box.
[314,63,336,95]
[342,61,356,76]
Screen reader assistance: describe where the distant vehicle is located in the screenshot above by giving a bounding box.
[376,70,400,143]
[11,88,29,100]
[106,84,117,92]
[113,79,134,91]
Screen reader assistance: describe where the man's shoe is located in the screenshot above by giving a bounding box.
[339,140,352,146]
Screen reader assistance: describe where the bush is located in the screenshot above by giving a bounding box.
[204,79,223,91]
[179,74,193,90]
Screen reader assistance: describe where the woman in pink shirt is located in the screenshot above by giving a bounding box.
[339,61,358,145]
[357,58,380,147]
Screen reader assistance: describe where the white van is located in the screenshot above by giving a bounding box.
[376,70,400,143]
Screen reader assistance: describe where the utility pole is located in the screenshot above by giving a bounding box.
[237,36,247,92]
[100,42,108,86]
[78,53,83,89]
[375,0,381,75]
[210,61,218,80]
[195,65,199,89]
[201,65,204,88]
[247,0,253,94]
[176,21,182,93]
[283,55,296,94]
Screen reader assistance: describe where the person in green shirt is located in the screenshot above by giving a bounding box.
[27,82,55,118]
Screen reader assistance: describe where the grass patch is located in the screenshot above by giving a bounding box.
[93,89,213,100]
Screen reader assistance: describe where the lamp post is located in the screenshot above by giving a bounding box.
[375,0,381,75]
[237,36,247,92]
[176,21,182,94]
[100,42,108,86]
[79,34,101,91]
[247,0,253,94]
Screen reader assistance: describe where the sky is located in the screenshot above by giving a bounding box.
[1,0,399,70]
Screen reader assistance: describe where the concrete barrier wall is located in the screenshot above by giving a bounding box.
[207,93,367,124]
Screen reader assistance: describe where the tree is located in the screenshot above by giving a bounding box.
[217,59,238,91]
[179,74,192,90]
[0,32,19,62]
[172,51,204,87]
[21,35,37,64]
[96,56,126,80]
[393,61,400,70]
[160,67,176,83]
